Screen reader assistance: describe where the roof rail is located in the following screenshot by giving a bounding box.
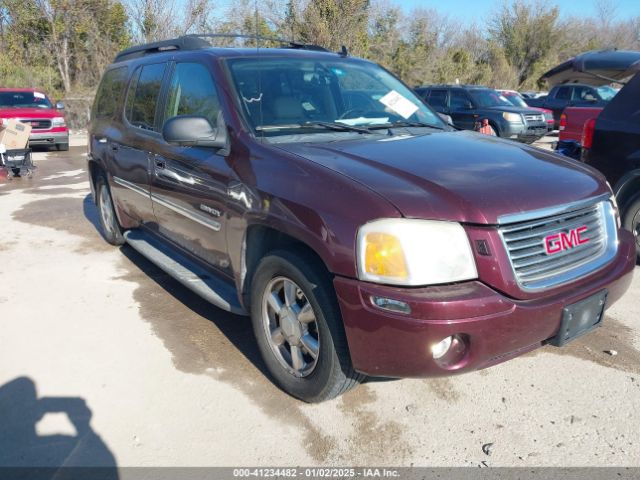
[113,33,330,63]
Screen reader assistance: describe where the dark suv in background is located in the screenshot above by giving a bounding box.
[415,85,549,143]
[88,35,635,402]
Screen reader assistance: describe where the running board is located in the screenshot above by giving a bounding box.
[124,230,246,316]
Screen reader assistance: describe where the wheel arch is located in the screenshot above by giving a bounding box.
[240,223,335,313]
[613,170,640,213]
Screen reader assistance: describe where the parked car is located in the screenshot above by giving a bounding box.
[415,84,548,143]
[553,50,639,155]
[0,88,69,151]
[498,89,554,130]
[524,81,617,129]
[89,35,635,402]
[552,50,640,262]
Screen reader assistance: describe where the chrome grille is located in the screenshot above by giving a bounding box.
[524,114,544,122]
[19,118,51,130]
[499,198,617,291]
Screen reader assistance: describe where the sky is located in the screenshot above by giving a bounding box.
[390,0,640,23]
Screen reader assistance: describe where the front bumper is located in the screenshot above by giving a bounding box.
[334,230,636,378]
[29,129,68,146]
[502,122,549,142]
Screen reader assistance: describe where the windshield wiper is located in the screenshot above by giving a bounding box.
[256,121,373,134]
[368,120,446,130]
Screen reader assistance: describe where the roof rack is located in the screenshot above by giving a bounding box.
[113,33,330,63]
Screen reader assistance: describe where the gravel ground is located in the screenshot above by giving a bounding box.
[0,134,638,470]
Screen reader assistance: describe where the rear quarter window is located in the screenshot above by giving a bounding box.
[124,63,166,132]
[93,67,128,120]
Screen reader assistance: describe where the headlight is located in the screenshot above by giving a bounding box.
[356,218,478,286]
[52,116,66,127]
[502,112,523,123]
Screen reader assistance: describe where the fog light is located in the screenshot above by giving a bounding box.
[431,336,453,359]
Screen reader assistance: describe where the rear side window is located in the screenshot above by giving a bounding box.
[163,62,220,126]
[555,87,571,100]
[428,89,448,110]
[94,67,127,119]
[125,63,166,131]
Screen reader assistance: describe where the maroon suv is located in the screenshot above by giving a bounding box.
[88,35,635,402]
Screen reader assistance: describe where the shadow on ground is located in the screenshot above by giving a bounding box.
[0,377,118,479]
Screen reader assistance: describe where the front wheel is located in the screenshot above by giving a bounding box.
[250,250,364,402]
[622,195,640,263]
[96,176,124,246]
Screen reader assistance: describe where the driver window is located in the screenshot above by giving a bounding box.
[163,62,220,127]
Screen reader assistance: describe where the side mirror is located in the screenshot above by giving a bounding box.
[55,101,65,110]
[438,113,455,126]
[162,112,229,152]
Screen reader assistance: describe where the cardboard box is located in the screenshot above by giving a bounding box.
[0,118,32,149]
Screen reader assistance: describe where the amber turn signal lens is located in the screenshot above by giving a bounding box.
[364,232,408,278]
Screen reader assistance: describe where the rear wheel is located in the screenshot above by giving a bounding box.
[56,143,69,151]
[96,175,124,246]
[250,249,364,402]
[622,194,640,263]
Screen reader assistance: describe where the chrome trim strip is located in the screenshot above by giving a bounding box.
[151,193,221,232]
[113,176,151,199]
[497,194,610,225]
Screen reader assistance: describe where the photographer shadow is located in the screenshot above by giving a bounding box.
[0,377,118,479]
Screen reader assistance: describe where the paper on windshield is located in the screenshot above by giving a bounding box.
[336,117,389,126]
[379,90,418,119]
[33,92,45,99]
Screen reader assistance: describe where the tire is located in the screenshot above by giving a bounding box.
[621,194,640,263]
[96,175,125,246]
[250,249,364,402]
[56,143,69,151]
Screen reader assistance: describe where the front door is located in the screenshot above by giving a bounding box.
[149,61,234,275]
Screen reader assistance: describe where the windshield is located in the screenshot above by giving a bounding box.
[467,89,513,108]
[0,91,52,109]
[596,86,619,101]
[501,93,528,108]
[226,57,444,137]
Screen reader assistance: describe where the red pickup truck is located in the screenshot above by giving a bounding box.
[558,106,602,144]
[0,88,69,151]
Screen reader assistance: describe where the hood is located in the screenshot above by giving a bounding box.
[541,49,640,87]
[0,107,62,118]
[483,105,543,115]
[276,131,609,224]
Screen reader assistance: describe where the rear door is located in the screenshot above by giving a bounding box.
[109,62,167,224]
[448,89,477,130]
[149,60,233,274]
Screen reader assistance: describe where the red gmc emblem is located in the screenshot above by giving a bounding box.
[544,226,589,254]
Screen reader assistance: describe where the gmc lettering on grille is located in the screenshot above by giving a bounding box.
[544,226,589,254]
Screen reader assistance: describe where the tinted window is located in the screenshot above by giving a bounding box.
[450,90,473,110]
[163,63,220,126]
[467,89,512,107]
[94,67,127,119]
[555,87,571,100]
[428,89,448,110]
[126,63,166,131]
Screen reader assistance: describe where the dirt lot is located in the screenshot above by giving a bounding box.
[0,135,638,469]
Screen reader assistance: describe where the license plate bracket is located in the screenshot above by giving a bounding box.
[548,290,608,347]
